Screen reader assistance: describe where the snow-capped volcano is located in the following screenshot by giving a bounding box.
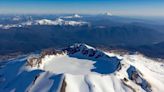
[62,14,82,18]
[0,43,164,92]
[104,11,112,16]
[74,14,81,18]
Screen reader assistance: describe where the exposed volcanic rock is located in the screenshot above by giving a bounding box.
[127,65,152,92]
[63,43,105,59]
[60,78,66,92]
[40,48,66,58]
[27,56,41,67]
[27,48,66,68]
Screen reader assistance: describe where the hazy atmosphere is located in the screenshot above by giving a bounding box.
[0,0,164,16]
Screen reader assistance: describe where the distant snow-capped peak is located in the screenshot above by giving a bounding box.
[104,11,112,16]
[63,14,82,18]
[12,16,21,21]
[73,14,82,18]
[35,19,55,25]
[34,18,63,25]
[35,18,88,26]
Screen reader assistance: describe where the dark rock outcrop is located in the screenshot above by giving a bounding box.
[127,65,152,92]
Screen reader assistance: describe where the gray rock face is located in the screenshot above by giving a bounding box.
[127,65,152,92]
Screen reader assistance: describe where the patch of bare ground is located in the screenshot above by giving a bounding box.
[60,78,66,92]
[0,52,22,61]
[121,79,136,92]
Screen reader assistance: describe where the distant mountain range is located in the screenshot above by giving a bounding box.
[0,17,88,29]
[0,14,164,58]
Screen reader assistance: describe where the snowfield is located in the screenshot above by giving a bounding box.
[0,44,164,92]
[42,55,95,75]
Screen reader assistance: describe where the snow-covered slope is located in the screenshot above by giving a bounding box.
[0,44,164,92]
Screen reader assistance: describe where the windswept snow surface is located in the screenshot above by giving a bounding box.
[0,44,164,92]
[42,55,95,75]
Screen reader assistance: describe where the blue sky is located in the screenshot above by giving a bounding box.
[0,0,164,16]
